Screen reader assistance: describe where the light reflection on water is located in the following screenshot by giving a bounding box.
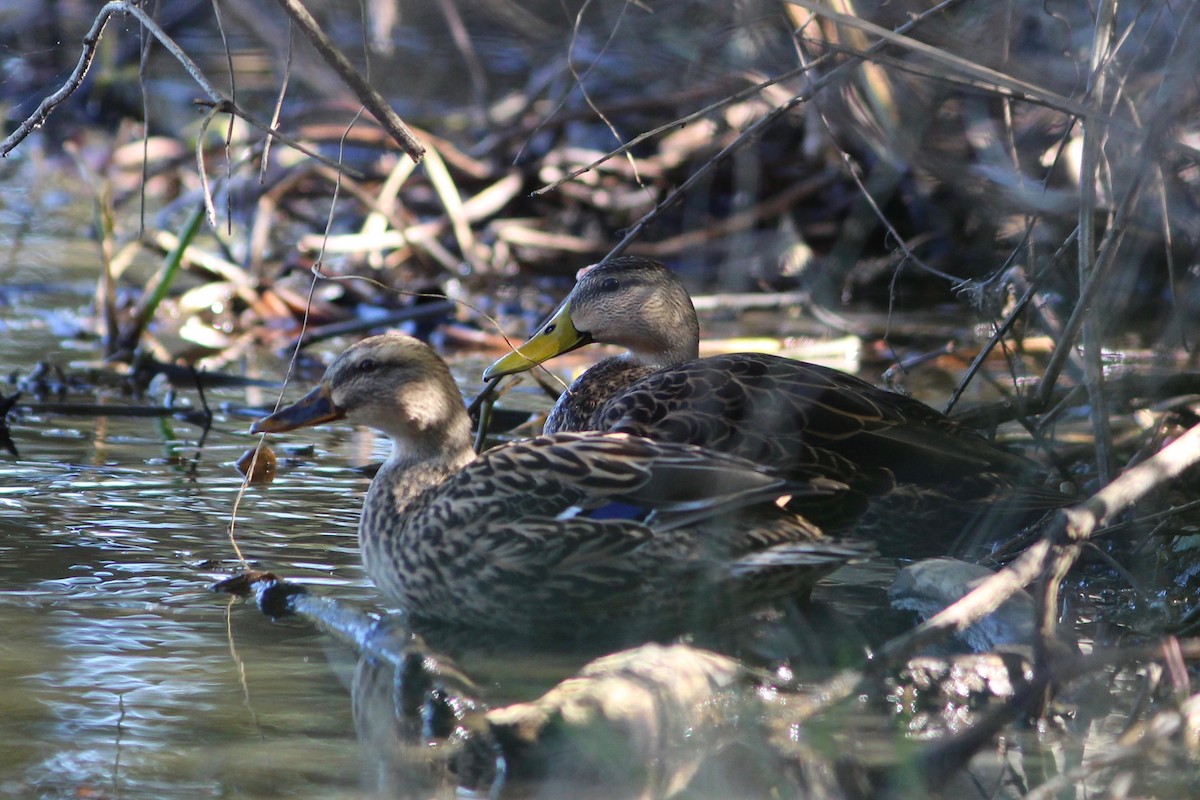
[0,361,383,798]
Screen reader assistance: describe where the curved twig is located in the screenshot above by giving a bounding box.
[2,1,368,178]
[2,1,127,156]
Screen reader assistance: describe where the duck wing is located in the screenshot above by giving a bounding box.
[433,431,837,529]
[593,353,1035,486]
[380,432,858,632]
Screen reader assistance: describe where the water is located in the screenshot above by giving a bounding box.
[0,191,431,795]
[0,273,714,798]
[0,362,371,797]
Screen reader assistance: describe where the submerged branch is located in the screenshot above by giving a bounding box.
[797,421,1200,723]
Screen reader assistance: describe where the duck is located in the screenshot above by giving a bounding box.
[483,256,1063,554]
[250,333,872,639]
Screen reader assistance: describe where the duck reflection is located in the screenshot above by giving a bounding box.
[235,562,1046,799]
[347,618,840,800]
[247,575,871,799]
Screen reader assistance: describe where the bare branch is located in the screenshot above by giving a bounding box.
[795,421,1200,725]
[269,0,425,163]
[3,1,365,179]
[2,1,127,156]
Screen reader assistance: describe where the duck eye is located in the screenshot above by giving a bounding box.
[359,358,377,373]
[600,277,619,292]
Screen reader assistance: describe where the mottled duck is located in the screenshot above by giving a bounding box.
[252,334,871,639]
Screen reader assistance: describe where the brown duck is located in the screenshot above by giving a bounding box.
[251,334,871,640]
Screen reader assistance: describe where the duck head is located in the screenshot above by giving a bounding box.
[483,256,700,379]
[252,334,473,461]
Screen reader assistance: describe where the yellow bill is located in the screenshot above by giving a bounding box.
[483,300,593,379]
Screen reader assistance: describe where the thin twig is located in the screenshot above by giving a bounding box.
[603,0,968,260]
[942,277,1037,416]
[1040,73,1194,420]
[1077,0,1119,486]
[268,0,425,162]
[260,13,295,182]
[1,1,360,178]
[2,1,127,155]
[532,62,824,196]
[195,105,222,227]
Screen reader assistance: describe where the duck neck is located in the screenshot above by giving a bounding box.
[627,337,698,370]
[622,300,700,368]
[373,431,476,510]
[378,408,476,500]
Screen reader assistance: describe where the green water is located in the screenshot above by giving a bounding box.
[0,356,367,797]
